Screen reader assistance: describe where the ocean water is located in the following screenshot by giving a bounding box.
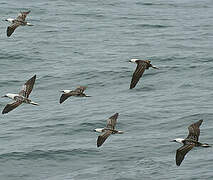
[0,0,213,179]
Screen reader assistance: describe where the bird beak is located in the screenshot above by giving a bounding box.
[170,140,175,142]
[1,95,6,98]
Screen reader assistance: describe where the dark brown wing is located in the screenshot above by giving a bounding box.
[7,23,20,37]
[2,101,22,114]
[16,11,31,21]
[97,130,112,147]
[130,61,147,89]
[75,86,87,93]
[19,75,36,98]
[59,93,72,104]
[176,144,195,166]
[106,113,119,130]
[187,120,203,141]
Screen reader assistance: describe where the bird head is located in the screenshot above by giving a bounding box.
[129,59,138,63]
[5,18,14,23]
[60,90,72,93]
[94,128,103,133]
[170,138,184,144]
[1,95,8,98]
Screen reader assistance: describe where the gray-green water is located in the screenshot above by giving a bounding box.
[0,0,213,179]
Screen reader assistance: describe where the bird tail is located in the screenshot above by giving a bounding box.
[117,130,124,134]
[30,101,39,106]
[26,22,33,26]
[151,65,159,69]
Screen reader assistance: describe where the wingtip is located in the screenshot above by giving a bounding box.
[6,28,12,37]
[129,85,135,89]
[59,98,64,104]
[97,143,101,148]
[2,110,8,114]
[176,162,181,166]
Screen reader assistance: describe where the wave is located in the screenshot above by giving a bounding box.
[136,24,172,29]
[0,148,100,160]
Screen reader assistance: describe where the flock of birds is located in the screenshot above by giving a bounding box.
[2,11,211,167]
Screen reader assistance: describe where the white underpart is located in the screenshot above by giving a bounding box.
[94,128,104,133]
[174,138,184,144]
[130,59,138,63]
[6,93,19,100]
[6,18,14,23]
[61,90,72,93]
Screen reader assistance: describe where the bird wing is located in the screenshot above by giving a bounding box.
[16,11,31,21]
[75,86,87,93]
[176,143,195,166]
[2,101,22,114]
[19,75,36,98]
[106,113,119,130]
[59,93,72,104]
[7,22,21,37]
[186,119,203,141]
[97,130,112,147]
[130,61,147,89]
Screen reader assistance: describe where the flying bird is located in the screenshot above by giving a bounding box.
[1,75,39,114]
[94,113,124,147]
[4,10,33,37]
[171,120,211,166]
[59,86,90,104]
[129,59,158,89]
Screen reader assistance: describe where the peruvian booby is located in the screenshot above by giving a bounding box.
[59,86,90,104]
[5,10,33,37]
[1,75,38,114]
[171,119,211,166]
[129,59,158,89]
[94,113,124,147]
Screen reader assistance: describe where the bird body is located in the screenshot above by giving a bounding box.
[59,86,90,104]
[129,59,158,89]
[171,120,210,166]
[94,113,124,147]
[5,11,33,37]
[2,75,38,114]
